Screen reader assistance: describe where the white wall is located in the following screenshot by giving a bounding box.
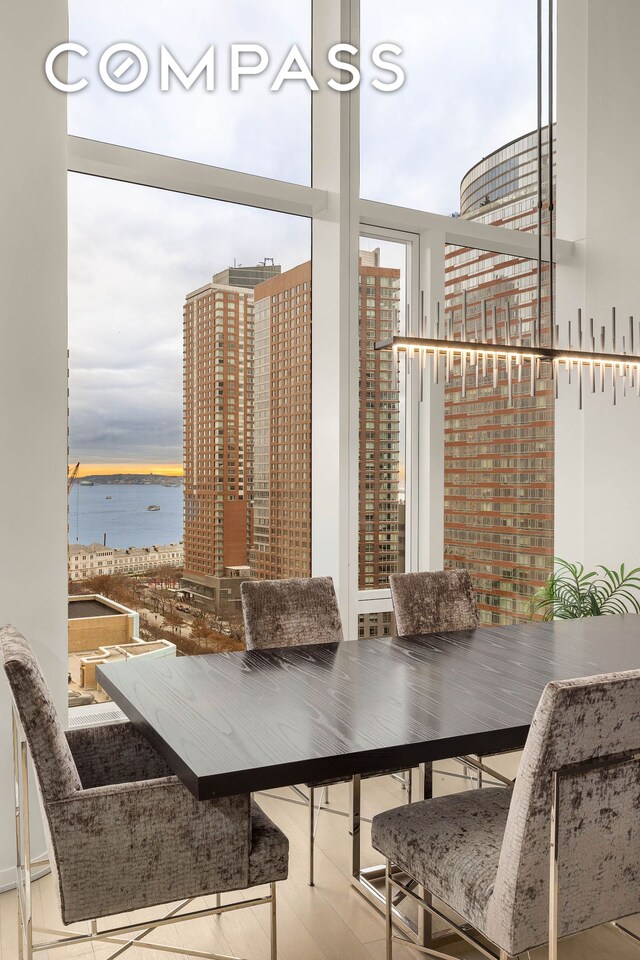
[0,1,68,886]
[556,0,640,570]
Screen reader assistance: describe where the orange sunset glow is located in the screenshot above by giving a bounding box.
[72,463,184,478]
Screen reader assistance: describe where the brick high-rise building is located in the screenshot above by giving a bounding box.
[183,254,402,608]
[182,265,280,612]
[358,249,403,589]
[250,262,312,580]
[444,129,555,623]
[248,252,402,589]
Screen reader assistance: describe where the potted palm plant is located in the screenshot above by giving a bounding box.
[530,558,640,620]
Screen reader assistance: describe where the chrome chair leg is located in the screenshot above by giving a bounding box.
[269,883,277,960]
[349,774,362,880]
[549,770,559,960]
[308,786,315,886]
[385,860,393,960]
[13,709,32,960]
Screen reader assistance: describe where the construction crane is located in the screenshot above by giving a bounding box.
[67,462,80,494]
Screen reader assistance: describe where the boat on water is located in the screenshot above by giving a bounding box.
[79,479,94,486]
[147,504,161,511]
[106,496,112,500]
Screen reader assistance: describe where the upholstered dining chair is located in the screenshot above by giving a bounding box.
[1,625,288,960]
[372,669,640,960]
[389,569,509,789]
[389,569,479,637]
[241,575,409,887]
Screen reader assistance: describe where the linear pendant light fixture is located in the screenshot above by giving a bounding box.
[375,0,636,409]
[375,308,640,408]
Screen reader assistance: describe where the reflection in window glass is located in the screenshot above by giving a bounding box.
[443,244,553,623]
[357,610,397,639]
[68,1,311,184]
[361,0,538,214]
[358,237,407,590]
[67,173,310,710]
[441,113,556,623]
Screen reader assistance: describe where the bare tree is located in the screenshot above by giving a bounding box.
[145,564,183,588]
[163,610,183,634]
[189,615,209,641]
[226,615,246,645]
[73,573,137,608]
[154,588,173,616]
[178,630,244,656]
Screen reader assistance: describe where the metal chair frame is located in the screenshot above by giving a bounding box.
[261,754,509,890]
[12,707,278,960]
[382,748,640,960]
[258,775,398,887]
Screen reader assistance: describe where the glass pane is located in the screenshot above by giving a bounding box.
[358,236,407,590]
[357,610,397,639]
[67,173,310,710]
[361,1,538,215]
[68,1,311,184]
[443,243,553,623]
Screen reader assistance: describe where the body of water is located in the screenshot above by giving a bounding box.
[68,483,183,549]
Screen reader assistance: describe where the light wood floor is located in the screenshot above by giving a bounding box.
[1,758,639,960]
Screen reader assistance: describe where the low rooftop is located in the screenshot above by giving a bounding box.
[68,598,127,620]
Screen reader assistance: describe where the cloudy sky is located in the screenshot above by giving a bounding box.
[67,0,538,472]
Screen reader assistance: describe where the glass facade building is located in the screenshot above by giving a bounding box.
[444,128,555,622]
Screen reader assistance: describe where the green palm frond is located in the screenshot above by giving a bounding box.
[529,558,640,620]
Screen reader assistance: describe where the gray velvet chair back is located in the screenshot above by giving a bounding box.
[485,670,640,957]
[241,577,344,650]
[1,625,81,800]
[389,570,479,636]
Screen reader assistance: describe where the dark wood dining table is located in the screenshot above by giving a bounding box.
[97,613,640,947]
